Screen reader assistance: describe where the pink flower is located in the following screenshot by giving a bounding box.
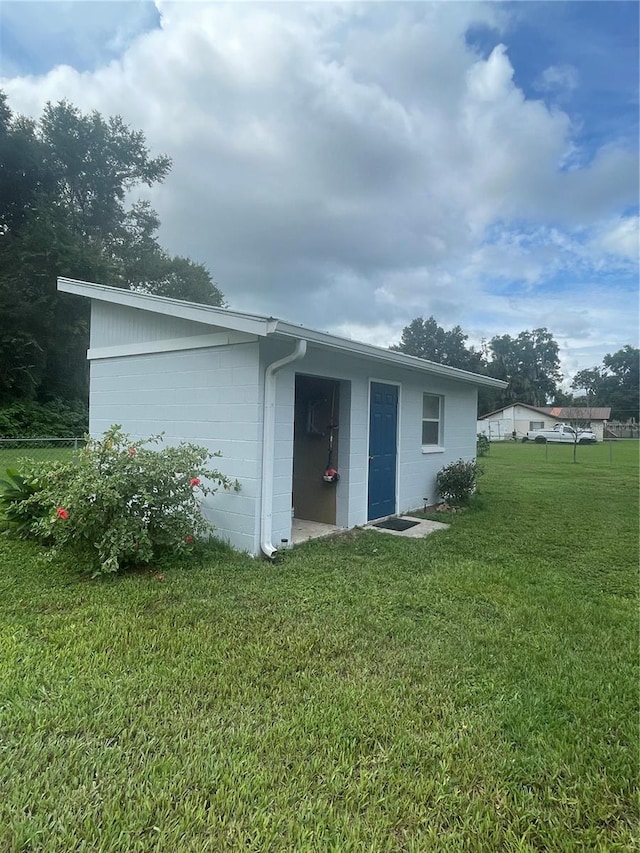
[128,446,136,457]
[189,478,201,487]
[185,535,194,545]
[56,507,69,520]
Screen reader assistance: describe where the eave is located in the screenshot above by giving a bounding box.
[58,278,508,390]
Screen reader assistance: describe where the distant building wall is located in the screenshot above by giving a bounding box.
[478,404,608,441]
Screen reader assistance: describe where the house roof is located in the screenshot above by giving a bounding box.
[479,402,611,420]
[58,278,507,390]
[540,406,611,420]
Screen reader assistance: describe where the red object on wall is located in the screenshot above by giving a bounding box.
[322,467,339,483]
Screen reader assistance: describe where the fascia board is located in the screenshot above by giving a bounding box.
[270,321,508,390]
[57,278,271,337]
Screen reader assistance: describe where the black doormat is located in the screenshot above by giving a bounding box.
[372,517,420,532]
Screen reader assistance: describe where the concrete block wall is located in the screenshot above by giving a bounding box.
[396,377,477,511]
[89,341,262,554]
[261,341,479,547]
[86,301,482,557]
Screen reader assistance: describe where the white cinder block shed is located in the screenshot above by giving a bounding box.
[59,278,506,557]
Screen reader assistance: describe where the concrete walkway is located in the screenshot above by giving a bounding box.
[364,515,449,538]
[291,518,342,545]
[291,515,449,547]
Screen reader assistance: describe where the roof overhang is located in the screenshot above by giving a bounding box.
[58,277,273,338]
[270,319,507,388]
[58,278,508,390]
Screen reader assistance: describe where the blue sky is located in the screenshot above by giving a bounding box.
[1,1,638,384]
[470,3,638,153]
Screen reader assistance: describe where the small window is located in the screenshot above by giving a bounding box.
[529,421,544,431]
[422,394,442,446]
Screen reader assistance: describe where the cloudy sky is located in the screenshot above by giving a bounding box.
[1,1,638,384]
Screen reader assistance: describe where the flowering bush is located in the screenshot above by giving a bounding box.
[2,425,238,575]
[436,458,483,506]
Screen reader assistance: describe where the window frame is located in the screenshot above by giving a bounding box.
[421,393,444,453]
[529,420,545,431]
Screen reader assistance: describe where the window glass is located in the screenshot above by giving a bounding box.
[422,421,439,445]
[422,393,442,446]
[423,395,440,420]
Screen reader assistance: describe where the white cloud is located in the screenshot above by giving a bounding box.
[596,216,640,261]
[1,1,637,378]
[534,64,579,96]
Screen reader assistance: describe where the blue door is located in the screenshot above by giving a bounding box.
[368,382,398,520]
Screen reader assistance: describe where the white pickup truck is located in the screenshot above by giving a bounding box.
[524,423,598,444]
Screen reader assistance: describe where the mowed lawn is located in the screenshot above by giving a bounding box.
[0,446,80,480]
[0,442,637,851]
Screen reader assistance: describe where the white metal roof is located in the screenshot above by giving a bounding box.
[58,277,507,390]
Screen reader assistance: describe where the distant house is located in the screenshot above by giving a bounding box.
[59,278,506,557]
[477,403,611,442]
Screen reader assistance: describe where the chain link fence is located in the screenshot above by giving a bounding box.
[0,437,86,478]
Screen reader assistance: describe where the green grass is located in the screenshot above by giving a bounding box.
[0,447,77,480]
[0,442,637,851]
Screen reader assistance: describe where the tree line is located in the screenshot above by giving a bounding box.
[0,92,223,412]
[390,316,638,421]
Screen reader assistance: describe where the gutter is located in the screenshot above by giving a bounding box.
[270,320,507,390]
[260,339,307,559]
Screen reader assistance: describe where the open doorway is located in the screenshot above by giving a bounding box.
[293,375,340,525]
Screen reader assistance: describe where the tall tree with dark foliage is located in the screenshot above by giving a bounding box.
[0,93,224,408]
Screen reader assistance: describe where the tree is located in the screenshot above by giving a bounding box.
[570,368,603,405]
[0,92,54,234]
[602,346,639,421]
[390,317,501,416]
[38,99,171,242]
[0,93,224,408]
[558,406,600,464]
[487,328,562,408]
[0,205,118,402]
[572,346,639,421]
[390,316,486,373]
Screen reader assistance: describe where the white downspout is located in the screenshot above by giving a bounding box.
[260,339,307,559]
